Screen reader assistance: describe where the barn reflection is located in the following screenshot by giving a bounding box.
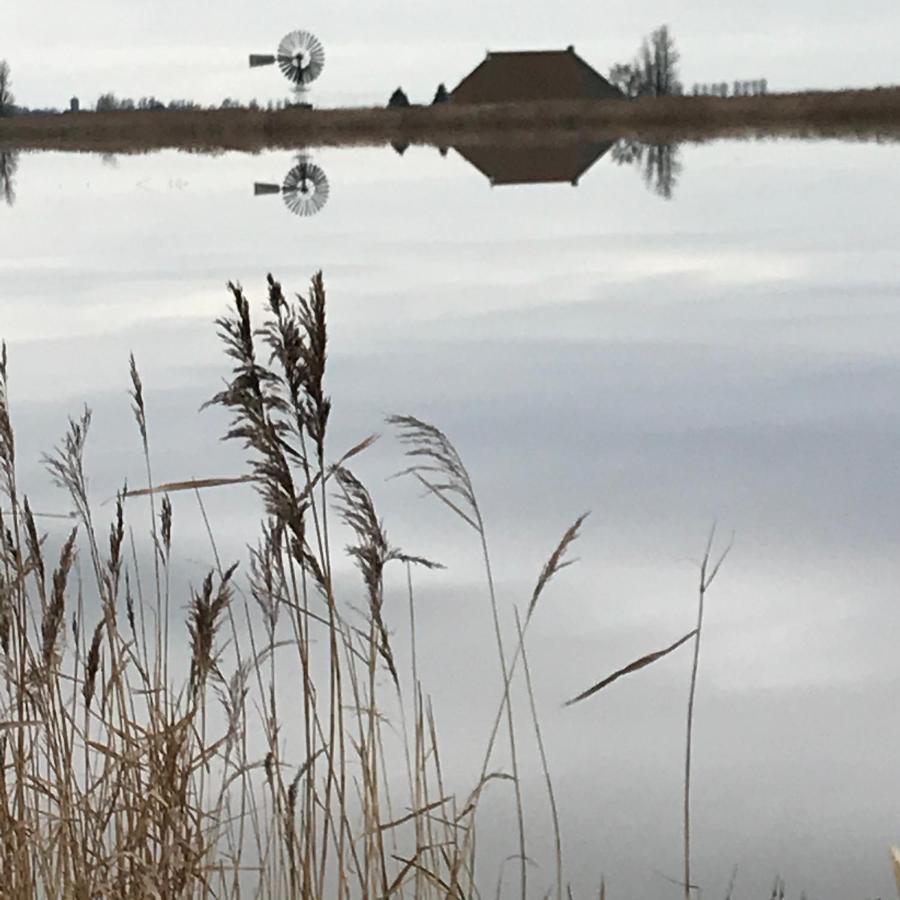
[452,141,615,187]
[445,138,682,198]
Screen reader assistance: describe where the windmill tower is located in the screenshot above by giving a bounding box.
[249,30,326,105]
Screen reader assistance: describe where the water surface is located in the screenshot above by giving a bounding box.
[1,139,899,898]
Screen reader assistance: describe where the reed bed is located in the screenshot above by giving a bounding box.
[0,273,895,898]
[0,272,595,898]
[1,87,899,154]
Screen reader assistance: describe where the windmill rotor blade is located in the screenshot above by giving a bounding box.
[276,30,326,86]
[249,54,277,68]
[253,183,282,196]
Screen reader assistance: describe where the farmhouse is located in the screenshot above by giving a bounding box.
[450,47,623,104]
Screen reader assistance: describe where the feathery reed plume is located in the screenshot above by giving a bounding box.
[22,498,45,594]
[124,569,135,637]
[528,514,589,619]
[0,573,10,656]
[123,474,255,499]
[0,343,16,493]
[335,466,441,688]
[105,488,125,597]
[41,527,77,671]
[129,353,147,445]
[205,282,307,549]
[387,415,480,532]
[262,272,331,457]
[249,519,282,633]
[43,408,93,529]
[188,564,237,698]
[564,629,698,707]
[160,494,172,559]
[83,620,103,708]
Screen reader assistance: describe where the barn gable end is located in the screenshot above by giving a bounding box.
[451,47,623,104]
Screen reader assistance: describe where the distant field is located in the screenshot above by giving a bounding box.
[1,87,899,153]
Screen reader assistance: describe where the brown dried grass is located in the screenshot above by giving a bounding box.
[0,272,893,897]
[0,271,590,898]
[0,87,898,154]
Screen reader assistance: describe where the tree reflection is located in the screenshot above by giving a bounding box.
[0,148,18,207]
[611,140,682,200]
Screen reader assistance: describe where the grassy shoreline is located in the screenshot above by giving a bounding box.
[1,87,898,153]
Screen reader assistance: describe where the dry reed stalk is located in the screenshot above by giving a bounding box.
[514,608,563,900]
[388,414,529,900]
[683,528,731,899]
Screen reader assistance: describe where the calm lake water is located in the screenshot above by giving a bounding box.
[1,139,899,898]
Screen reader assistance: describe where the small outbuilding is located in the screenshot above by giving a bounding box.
[450,47,623,104]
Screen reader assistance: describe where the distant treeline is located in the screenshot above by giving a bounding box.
[93,93,301,113]
[1,77,304,119]
[691,80,768,98]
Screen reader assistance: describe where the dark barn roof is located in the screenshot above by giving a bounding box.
[451,47,623,104]
[454,141,614,186]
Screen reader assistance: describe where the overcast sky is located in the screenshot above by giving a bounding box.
[4,0,900,108]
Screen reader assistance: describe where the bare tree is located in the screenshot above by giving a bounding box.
[649,26,681,96]
[609,26,682,98]
[0,60,14,116]
[608,62,642,98]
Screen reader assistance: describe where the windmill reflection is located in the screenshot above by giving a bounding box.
[452,141,615,187]
[0,149,18,207]
[611,139,682,200]
[254,154,330,217]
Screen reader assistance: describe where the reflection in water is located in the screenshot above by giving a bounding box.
[444,139,682,198]
[611,139,683,199]
[2,143,900,897]
[0,149,18,207]
[452,142,614,187]
[0,142,681,215]
[253,153,330,217]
